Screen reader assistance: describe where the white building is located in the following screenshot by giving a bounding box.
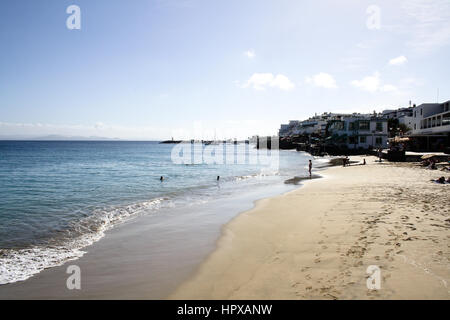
[398,115,414,130]
[279,121,299,137]
[382,107,413,120]
[278,124,290,137]
[327,116,388,149]
[279,118,325,137]
[407,100,450,151]
[297,119,327,135]
[278,112,389,150]
[381,107,414,134]
[411,100,450,135]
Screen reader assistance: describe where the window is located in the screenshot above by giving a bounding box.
[359,136,367,143]
[359,121,370,130]
[375,137,382,145]
[442,113,450,126]
[437,116,441,126]
[420,109,423,115]
[432,117,436,127]
[376,122,383,132]
[330,121,345,131]
[348,122,356,130]
[414,123,416,130]
[414,111,417,118]
[348,136,356,144]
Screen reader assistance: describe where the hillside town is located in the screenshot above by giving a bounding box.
[276,100,450,158]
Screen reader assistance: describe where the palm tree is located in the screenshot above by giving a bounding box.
[398,123,412,136]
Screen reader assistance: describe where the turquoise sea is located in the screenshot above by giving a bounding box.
[0,141,315,284]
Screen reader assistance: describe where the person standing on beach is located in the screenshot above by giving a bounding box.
[308,160,312,178]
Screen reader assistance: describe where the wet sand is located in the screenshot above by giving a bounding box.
[0,181,294,299]
[2,156,448,300]
[171,156,450,299]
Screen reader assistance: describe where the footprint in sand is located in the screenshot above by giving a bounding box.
[354,261,363,267]
[300,267,310,272]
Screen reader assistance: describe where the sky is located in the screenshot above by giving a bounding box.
[0,0,449,140]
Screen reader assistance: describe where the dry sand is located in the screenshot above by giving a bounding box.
[170,156,450,300]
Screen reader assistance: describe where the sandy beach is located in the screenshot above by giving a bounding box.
[0,175,294,300]
[1,155,448,300]
[171,156,450,300]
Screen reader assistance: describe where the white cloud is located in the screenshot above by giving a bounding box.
[244,49,255,59]
[389,55,408,66]
[271,74,295,91]
[242,73,294,91]
[305,72,338,89]
[243,73,273,90]
[351,72,401,94]
[350,72,381,93]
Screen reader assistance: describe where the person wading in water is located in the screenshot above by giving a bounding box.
[309,160,312,179]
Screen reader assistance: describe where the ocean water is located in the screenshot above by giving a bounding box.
[0,141,313,285]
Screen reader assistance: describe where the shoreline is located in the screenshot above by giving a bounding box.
[0,159,309,299]
[1,155,448,299]
[170,156,450,300]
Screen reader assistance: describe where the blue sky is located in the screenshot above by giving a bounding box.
[1,0,449,139]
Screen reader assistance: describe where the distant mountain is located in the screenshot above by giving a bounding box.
[0,134,121,141]
[33,135,120,141]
